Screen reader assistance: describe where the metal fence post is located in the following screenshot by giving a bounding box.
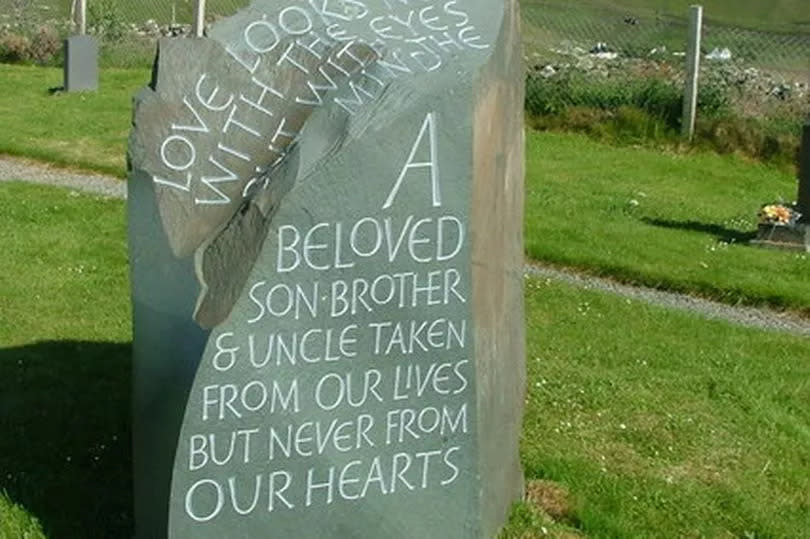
[682,5,703,141]
[193,0,207,38]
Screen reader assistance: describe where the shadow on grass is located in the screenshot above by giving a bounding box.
[641,217,758,244]
[0,341,133,538]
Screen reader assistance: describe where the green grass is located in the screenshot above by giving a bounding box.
[529,106,804,171]
[0,182,131,538]
[525,130,810,315]
[0,64,149,177]
[572,0,810,32]
[501,277,810,537]
[521,0,810,34]
[0,183,130,345]
[1,182,808,537]
[0,64,807,315]
[6,0,808,31]
[0,492,45,539]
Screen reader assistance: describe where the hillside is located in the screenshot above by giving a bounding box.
[1,1,808,33]
[540,0,810,33]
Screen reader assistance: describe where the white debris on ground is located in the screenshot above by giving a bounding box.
[706,47,733,61]
[589,42,619,60]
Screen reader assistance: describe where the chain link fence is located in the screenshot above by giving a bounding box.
[522,0,810,139]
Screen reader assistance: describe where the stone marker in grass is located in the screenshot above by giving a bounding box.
[63,35,98,92]
[753,120,810,251]
[798,120,810,223]
[128,1,525,537]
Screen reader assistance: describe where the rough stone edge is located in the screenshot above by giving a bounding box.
[470,1,527,536]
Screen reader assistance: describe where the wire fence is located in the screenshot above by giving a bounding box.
[1,0,808,126]
[522,1,810,130]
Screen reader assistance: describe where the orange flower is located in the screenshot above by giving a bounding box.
[759,204,795,225]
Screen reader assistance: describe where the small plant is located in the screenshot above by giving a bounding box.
[0,32,31,63]
[695,115,800,166]
[697,75,732,117]
[88,0,128,41]
[525,73,684,132]
[29,25,62,65]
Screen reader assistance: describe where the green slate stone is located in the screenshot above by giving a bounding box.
[128,1,526,537]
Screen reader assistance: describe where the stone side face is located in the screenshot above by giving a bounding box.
[128,168,211,536]
[128,2,525,537]
[471,2,526,535]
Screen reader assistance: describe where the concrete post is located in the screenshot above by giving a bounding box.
[77,0,87,35]
[682,5,703,141]
[193,0,206,38]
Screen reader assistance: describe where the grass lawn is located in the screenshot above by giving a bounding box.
[0,182,131,538]
[503,277,810,537]
[1,182,808,537]
[525,130,810,315]
[5,0,809,31]
[0,183,130,345]
[0,492,44,539]
[0,65,150,178]
[0,64,807,314]
[520,0,810,33]
[578,0,810,32]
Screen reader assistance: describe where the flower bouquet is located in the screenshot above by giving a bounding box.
[758,203,802,227]
[753,202,808,251]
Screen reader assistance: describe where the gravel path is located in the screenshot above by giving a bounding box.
[526,263,810,337]
[2,154,808,337]
[0,156,126,199]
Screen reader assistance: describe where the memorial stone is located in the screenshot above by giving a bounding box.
[63,35,98,92]
[797,120,810,223]
[128,1,525,537]
[754,120,810,250]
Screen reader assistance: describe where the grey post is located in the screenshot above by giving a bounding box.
[682,5,703,141]
[76,0,87,35]
[798,120,810,223]
[193,0,206,37]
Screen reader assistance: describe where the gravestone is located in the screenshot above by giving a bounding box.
[128,1,525,537]
[798,120,810,223]
[63,35,98,92]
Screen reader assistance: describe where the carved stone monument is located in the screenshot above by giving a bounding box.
[128,1,525,537]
